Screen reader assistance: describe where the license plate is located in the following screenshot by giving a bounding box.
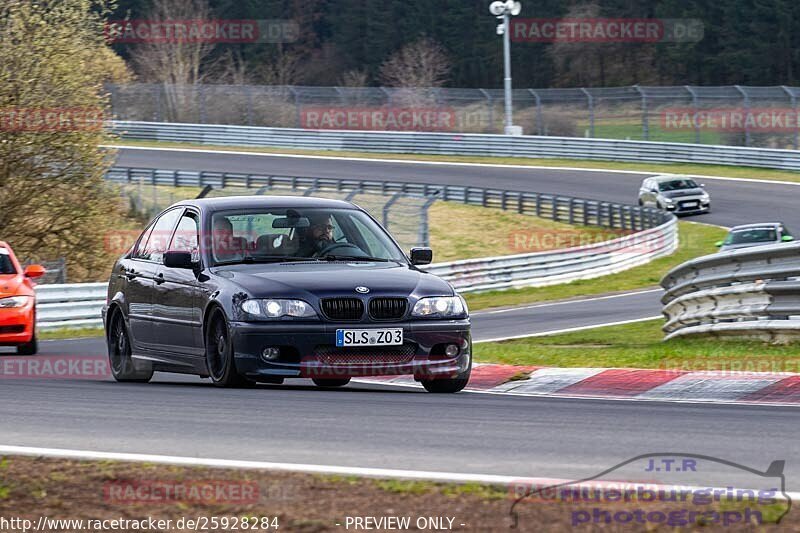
[683,202,698,207]
[336,328,403,347]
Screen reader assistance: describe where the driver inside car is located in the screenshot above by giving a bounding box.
[298,213,336,257]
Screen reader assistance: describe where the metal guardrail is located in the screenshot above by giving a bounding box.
[430,219,677,292]
[112,121,800,171]
[661,242,800,341]
[109,83,800,148]
[35,283,106,330]
[106,167,670,232]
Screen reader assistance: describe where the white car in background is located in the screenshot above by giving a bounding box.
[638,175,711,215]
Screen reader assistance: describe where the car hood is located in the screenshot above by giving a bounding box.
[212,261,454,300]
[0,274,27,298]
[660,188,706,198]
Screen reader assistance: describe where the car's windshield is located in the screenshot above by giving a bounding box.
[0,248,16,275]
[724,228,778,245]
[658,179,699,191]
[210,208,406,265]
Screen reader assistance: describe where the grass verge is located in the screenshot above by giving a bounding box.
[40,327,104,340]
[474,318,800,370]
[109,138,800,184]
[465,221,726,311]
[0,456,791,531]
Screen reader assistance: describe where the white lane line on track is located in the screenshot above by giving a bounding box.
[472,288,663,316]
[1,445,797,497]
[474,316,662,344]
[106,144,800,186]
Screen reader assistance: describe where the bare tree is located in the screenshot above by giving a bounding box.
[255,50,302,86]
[127,0,216,120]
[379,37,451,88]
[339,69,369,87]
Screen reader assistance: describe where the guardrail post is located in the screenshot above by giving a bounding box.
[552,197,559,221]
[568,198,575,224]
[782,86,798,150]
[581,88,595,138]
[534,193,541,217]
[383,192,402,229]
[734,85,751,147]
[419,196,437,247]
[685,86,700,144]
[634,85,648,141]
[529,89,543,135]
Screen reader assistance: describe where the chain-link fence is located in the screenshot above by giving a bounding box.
[109,84,800,149]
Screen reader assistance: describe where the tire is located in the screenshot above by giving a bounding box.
[312,378,351,388]
[637,198,644,206]
[421,356,472,394]
[16,332,37,356]
[205,308,253,388]
[107,310,153,383]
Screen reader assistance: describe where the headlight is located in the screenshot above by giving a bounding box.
[700,193,710,202]
[662,197,674,205]
[0,296,30,308]
[412,296,467,318]
[240,299,317,319]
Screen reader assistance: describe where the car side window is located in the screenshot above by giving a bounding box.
[137,208,183,263]
[131,224,155,260]
[170,212,200,258]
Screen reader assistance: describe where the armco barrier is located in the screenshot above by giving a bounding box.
[106,167,669,232]
[113,121,800,171]
[35,283,106,331]
[661,242,800,342]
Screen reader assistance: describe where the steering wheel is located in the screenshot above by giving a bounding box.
[314,242,366,257]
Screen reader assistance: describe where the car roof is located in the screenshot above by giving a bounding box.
[649,175,695,182]
[729,222,784,231]
[167,195,360,212]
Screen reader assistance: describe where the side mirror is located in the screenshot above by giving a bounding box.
[410,247,433,266]
[163,250,196,269]
[23,264,46,279]
[715,241,723,247]
[782,235,794,242]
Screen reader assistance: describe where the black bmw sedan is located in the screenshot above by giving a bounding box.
[102,196,471,393]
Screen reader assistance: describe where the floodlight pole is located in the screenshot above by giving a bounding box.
[502,12,514,135]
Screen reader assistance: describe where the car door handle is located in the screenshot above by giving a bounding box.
[155,273,165,285]
[124,268,137,280]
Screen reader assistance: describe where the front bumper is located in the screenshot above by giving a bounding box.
[230,319,471,381]
[0,301,35,346]
[663,198,710,215]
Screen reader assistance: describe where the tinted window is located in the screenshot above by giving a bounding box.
[658,179,698,191]
[137,208,183,263]
[0,248,16,274]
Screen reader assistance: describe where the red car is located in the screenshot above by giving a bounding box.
[0,241,45,354]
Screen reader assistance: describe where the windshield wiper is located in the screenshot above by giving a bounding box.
[319,254,392,262]
[217,256,321,265]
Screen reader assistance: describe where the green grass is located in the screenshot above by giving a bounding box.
[465,221,726,311]
[585,122,726,145]
[474,318,800,369]
[109,139,800,184]
[40,327,104,340]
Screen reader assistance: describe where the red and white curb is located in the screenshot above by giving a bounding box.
[356,364,800,406]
